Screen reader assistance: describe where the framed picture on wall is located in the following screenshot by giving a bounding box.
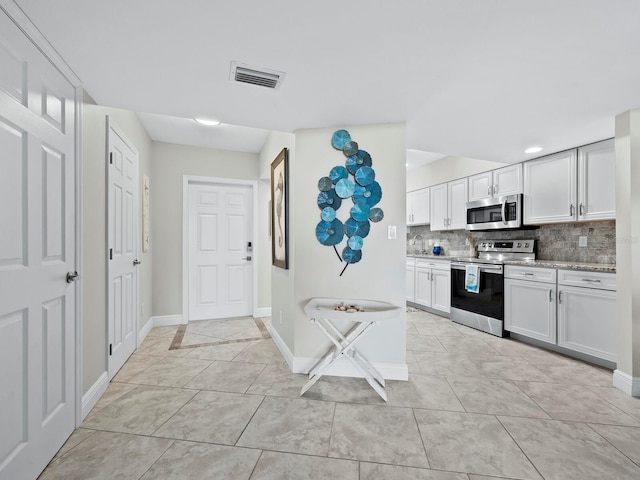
[271,148,289,269]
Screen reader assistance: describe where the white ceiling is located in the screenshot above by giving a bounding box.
[13,0,640,161]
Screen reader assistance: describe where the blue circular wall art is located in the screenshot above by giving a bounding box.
[315,130,385,276]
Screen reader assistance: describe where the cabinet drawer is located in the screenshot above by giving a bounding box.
[416,258,450,270]
[557,269,616,291]
[406,257,416,267]
[505,265,556,283]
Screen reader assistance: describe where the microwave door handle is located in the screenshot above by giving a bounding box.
[501,199,507,225]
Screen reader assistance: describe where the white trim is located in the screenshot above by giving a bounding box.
[74,85,84,427]
[269,324,294,370]
[81,371,109,420]
[182,175,259,323]
[152,314,185,327]
[254,307,272,318]
[613,370,640,397]
[0,1,82,85]
[138,317,153,347]
[269,325,408,381]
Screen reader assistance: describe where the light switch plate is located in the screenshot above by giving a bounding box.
[388,225,397,239]
[579,236,588,247]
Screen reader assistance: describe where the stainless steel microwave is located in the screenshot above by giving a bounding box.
[466,194,522,230]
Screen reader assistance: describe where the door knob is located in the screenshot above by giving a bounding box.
[66,271,79,283]
[133,259,141,266]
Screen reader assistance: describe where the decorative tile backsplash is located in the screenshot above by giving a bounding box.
[407,220,616,264]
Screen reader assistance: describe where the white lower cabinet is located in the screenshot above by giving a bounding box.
[505,278,556,344]
[407,258,450,314]
[505,265,616,362]
[557,270,617,362]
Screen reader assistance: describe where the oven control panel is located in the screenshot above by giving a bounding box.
[477,239,536,254]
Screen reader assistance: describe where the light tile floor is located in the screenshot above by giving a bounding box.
[39,310,640,480]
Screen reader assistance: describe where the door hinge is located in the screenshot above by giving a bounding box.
[109,152,113,164]
[109,343,113,356]
[109,248,113,260]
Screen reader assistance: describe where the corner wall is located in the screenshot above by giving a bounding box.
[273,123,407,373]
[81,96,153,394]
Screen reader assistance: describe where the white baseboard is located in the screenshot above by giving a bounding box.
[151,314,184,327]
[269,324,294,370]
[254,307,272,318]
[81,371,109,420]
[613,370,640,397]
[138,317,153,347]
[268,325,408,381]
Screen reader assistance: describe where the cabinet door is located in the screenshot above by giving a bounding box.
[412,188,430,225]
[578,139,615,221]
[406,265,415,302]
[493,163,523,197]
[524,149,577,224]
[430,183,448,231]
[431,268,451,313]
[406,193,414,225]
[448,178,468,230]
[504,279,556,344]
[415,268,432,307]
[557,286,616,362]
[468,171,493,202]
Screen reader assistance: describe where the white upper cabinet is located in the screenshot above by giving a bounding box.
[524,149,578,224]
[407,188,430,225]
[448,178,468,230]
[430,179,468,231]
[578,139,615,221]
[468,164,523,202]
[524,141,615,225]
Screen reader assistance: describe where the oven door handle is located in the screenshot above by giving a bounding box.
[501,199,507,225]
[451,262,503,273]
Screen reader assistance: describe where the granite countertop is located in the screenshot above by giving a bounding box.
[503,259,616,273]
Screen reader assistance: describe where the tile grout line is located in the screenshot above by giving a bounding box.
[584,422,640,469]
[411,407,432,470]
[495,415,547,480]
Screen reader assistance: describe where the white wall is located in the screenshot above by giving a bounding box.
[82,95,153,393]
[272,123,407,370]
[407,155,507,191]
[151,142,261,317]
[258,131,296,313]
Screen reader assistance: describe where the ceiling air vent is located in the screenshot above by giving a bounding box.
[230,62,285,89]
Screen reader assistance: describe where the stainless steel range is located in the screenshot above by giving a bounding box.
[450,239,536,337]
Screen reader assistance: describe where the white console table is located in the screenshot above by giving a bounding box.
[300,297,402,401]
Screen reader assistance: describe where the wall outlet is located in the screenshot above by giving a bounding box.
[388,225,397,239]
[579,236,588,247]
[428,239,434,246]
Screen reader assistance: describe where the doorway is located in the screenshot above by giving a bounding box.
[183,177,257,322]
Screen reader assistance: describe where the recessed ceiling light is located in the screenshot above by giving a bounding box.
[194,118,221,126]
[524,146,543,154]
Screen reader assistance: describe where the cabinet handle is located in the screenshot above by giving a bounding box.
[549,289,552,302]
[570,204,575,216]
[493,185,498,195]
[581,278,601,283]
[558,290,563,304]
[579,203,585,216]
[522,272,534,276]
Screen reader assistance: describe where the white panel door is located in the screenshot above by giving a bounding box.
[411,188,430,225]
[493,163,523,197]
[406,264,415,302]
[578,139,616,221]
[188,183,253,320]
[0,11,76,480]
[107,122,138,378]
